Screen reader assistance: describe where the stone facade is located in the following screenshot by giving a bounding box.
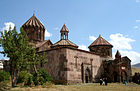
[21,14,132,84]
[39,47,104,84]
[66,48,103,83]
[103,51,132,82]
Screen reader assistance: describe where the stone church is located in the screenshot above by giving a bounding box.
[22,14,132,84]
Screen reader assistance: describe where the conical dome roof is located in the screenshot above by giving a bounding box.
[60,24,69,32]
[22,13,45,29]
[89,35,113,48]
[51,24,78,49]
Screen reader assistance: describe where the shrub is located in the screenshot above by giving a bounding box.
[0,70,10,82]
[24,72,33,86]
[17,71,27,83]
[33,72,45,86]
[132,72,140,84]
[38,68,53,82]
[17,71,33,86]
[32,68,53,85]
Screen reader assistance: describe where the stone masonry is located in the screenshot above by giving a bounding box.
[22,14,132,84]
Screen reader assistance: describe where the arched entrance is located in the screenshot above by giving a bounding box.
[113,72,118,82]
[81,63,92,83]
[121,71,127,82]
[85,67,91,83]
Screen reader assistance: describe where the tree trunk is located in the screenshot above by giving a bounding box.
[33,64,37,74]
[10,60,18,87]
[11,71,16,87]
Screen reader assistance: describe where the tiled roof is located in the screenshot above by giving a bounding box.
[89,35,113,48]
[60,24,69,32]
[35,40,52,48]
[22,14,45,29]
[51,39,78,48]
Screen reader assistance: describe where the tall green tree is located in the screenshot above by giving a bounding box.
[0,27,47,87]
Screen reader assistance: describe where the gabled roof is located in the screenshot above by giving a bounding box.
[22,13,45,29]
[60,24,69,32]
[35,40,52,48]
[51,39,78,48]
[88,35,113,48]
[122,56,131,62]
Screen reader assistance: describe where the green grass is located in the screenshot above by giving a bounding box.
[10,83,140,91]
[7,68,140,91]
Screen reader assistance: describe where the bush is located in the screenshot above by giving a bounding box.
[33,72,45,85]
[17,71,27,83]
[33,68,53,85]
[24,72,33,86]
[132,72,140,84]
[17,71,33,86]
[0,70,10,82]
[17,69,53,86]
[38,68,53,82]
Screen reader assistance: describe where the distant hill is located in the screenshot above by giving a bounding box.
[132,63,140,68]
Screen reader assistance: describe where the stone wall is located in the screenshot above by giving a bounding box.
[23,27,45,42]
[43,48,67,81]
[89,46,112,57]
[42,47,105,84]
[65,48,104,83]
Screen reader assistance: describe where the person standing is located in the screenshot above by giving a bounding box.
[124,80,127,86]
[100,78,103,85]
[105,78,108,86]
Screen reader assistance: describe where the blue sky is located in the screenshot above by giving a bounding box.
[0,0,140,64]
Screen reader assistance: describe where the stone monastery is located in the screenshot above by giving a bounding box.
[22,14,132,84]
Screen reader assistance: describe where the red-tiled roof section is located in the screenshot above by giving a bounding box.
[22,13,45,29]
[89,35,113,47]
[60,24,69,32]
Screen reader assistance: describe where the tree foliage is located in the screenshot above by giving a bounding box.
[0,70,10,82]
[0,27,47,87]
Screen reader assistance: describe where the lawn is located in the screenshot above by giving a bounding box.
[7,67,140,91]
[11,83,140,91]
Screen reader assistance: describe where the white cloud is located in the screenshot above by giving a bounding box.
[45,29,52,37]
[109,33,140,64]
[89,35,96,41]
[136,0,140,3]
[109,33,135,50]
[119,50,140,65]
[136,20,140,22]
[113,50,140,65]
[78,45,89,51]
[0,22,15,32]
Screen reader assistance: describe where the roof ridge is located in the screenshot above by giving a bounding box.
[89,35,113,48]
[60,24,69,32]
[22,14,45,29]
[52,39,78,48]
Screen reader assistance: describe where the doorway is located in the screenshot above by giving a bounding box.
[121,71,127,82]
[85,67,91,83]
[113,72,118,82]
